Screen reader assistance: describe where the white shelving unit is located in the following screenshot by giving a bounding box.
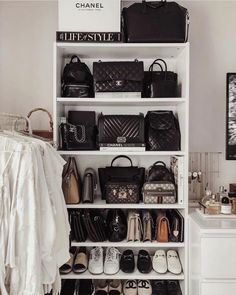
[53,40,189,294]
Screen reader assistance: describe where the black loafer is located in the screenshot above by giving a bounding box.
[120,249,135,273]
[166,280,182,295]
[152,280,168,295]
[137,250,152,273]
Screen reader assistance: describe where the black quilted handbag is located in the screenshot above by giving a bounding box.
[93,60,144,92]
[123,0,189,43]
[142,59,178,98]
[62,55,94,97]
[145,111,181,151]
[98,114,145,147]
[98,155,145,200]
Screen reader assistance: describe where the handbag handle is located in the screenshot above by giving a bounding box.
[70,55,81,63]
[111,155,133,167]
[153,161,167,167]
[142,0,166,9]
[149,59,168,72]
[27,107,53,132]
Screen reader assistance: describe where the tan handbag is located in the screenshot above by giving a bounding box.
[156,211,170,242]
[127,211,143,242]
[62,157,81,204]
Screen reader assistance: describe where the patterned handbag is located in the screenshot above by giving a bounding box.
[105,182,140,204]
[143,181,177,204]
[93,60,144,92]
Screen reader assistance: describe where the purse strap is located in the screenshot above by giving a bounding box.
[111,155,133,167]
[149,59,168,80]
[70,55,81,63]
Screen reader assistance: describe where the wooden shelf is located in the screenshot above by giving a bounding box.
[56,42,189,59]
[59,150,186,156]
[66,200,185,209]
[71,240,185,248]
[60,269,184,280]
[57,97,186,106]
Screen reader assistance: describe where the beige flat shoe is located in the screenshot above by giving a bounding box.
[73,247,88,274]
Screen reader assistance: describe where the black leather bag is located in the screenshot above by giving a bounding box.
[98,155,145,200]
[166,209,184,242]
[93,60,144,92]
[147,161,175,183]
[145,111,181,151]
[59,111,96,150]
[123,0,189,43]
[82,210,107,242]
[98,114,145,147]
[143,59,178,98]
[106,209,127,242]
[62,55,94,97]
[69,210,87,242]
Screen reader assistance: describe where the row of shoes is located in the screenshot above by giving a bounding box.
[60,279,182,295]
[60,247,182,276]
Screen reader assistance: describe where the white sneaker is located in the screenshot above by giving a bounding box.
[153,250,167,274]
[104,247,120,275]
[167,250,182,275]
[88,247,103,274]
[123,280,138,295]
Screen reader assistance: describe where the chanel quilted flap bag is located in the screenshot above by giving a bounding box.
[98,114,145,147]
[143,181,176,204]
[93,60,144,92]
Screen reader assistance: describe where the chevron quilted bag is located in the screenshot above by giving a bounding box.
[143,181,176,204]
[93,60,144,92]
[145,110,181,151]
[98,114,145,147]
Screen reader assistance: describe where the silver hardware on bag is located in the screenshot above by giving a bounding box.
[69,124,86,143]
[115,80,123,87]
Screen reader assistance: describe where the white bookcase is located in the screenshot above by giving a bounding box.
[53,40,189,294]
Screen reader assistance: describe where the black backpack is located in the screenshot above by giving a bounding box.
[147,161,174,183]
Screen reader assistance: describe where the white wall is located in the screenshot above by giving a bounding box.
[0,0,236,185]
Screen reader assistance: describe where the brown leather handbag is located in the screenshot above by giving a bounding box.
[62,157,81,204]
[156,210,170,242]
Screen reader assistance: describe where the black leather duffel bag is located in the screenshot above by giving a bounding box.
[123,0,189,43]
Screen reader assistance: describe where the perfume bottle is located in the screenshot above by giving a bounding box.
[207,194,221,215]
[221,196,232,214]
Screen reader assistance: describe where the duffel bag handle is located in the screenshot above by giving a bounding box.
[111,155,133,167]
[142,0,166,9]
[70,55,81,63]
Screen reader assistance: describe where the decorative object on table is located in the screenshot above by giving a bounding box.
[98,114,145,150]
[145,110,181,151]
[27,108,53,141]
[61,55,94,97]
[59,111,97,150]
[221,196,232,215]
[226,73,236,160]
[98,155,145,200]
[62,157,81,204]
[82,168,97,203]
[142,59,178,98]
[122,0,189,43]
[58,0,121,33]
[93,60,144,93]
[57,32,122,43]
[106,209,127,242]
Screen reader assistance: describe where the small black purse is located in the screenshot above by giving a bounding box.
[145,111,181,151]
[59,111,96,150]
[98,114,145,148]
[142,59,178,98]
[98,155,145,200]
[93,60,144,92]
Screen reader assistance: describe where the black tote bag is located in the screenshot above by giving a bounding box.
[123,0,189,43]
[142,59,178,98]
